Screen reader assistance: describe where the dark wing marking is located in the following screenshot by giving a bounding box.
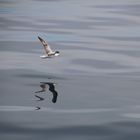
[38,36,53,55]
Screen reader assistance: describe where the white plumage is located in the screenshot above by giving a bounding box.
[38,36,60,58]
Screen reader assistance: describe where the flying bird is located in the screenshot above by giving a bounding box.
[38,36,60,58]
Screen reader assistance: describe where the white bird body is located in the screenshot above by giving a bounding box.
[40,55,50,58]
[38,36,60,58]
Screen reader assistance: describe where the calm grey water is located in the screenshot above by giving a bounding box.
[1,0,140,139]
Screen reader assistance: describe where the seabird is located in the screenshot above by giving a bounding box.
[38,36,60,58]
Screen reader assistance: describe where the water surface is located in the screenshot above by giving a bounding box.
[1,0,140,139]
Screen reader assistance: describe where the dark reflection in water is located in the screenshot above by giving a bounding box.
[1,0,140,139]
[35,106,41,110]
[34,95,44,101]
[35,82,58,104]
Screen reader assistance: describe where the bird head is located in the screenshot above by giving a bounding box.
[55,51,60,56]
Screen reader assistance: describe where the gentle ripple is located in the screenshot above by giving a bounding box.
[1,0,140,140]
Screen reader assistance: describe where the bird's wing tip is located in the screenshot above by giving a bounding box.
[38,36,42,40]
[38,36,47,44]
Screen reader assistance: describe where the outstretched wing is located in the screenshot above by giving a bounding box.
[38,36,53,55]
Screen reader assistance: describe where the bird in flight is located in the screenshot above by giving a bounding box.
[38,36,60,58]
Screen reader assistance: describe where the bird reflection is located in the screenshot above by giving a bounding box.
[35,106,41,110]
[34,95,44,101]
[35,82,58,103]
[35,82,48,93]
